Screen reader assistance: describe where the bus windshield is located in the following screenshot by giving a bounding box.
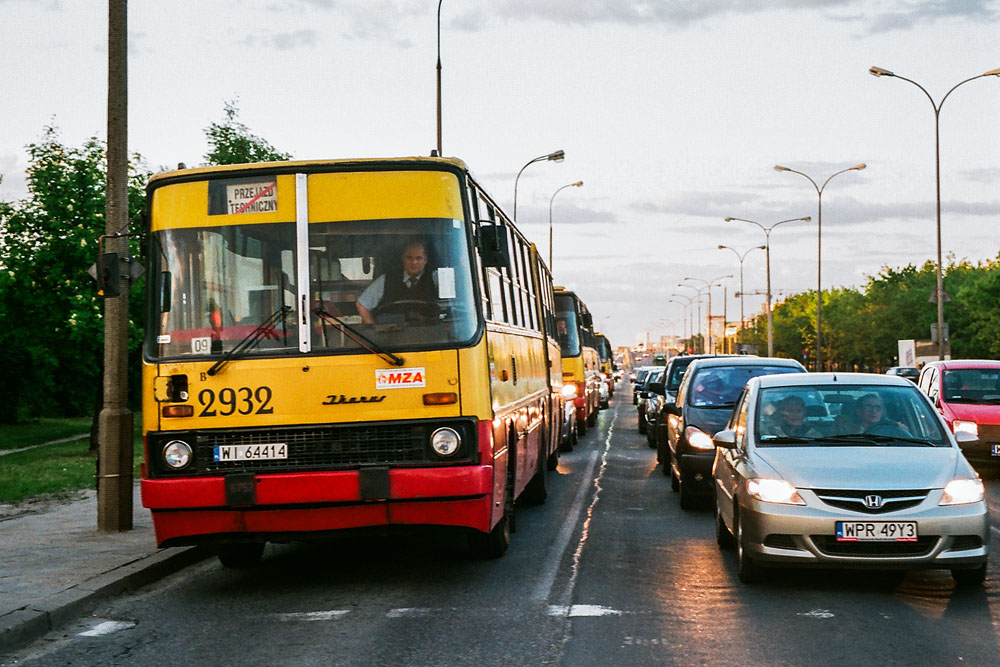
[150,217,479,359]
[554,295,581,357]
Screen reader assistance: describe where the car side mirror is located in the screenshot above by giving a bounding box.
[648,381,665,395]
[662,402,680,416]
[713,429,737,449]
[954,431,979,447]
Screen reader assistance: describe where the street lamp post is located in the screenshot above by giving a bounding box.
[548,180,583,270]
[435,0,443,156]
[870,65,1000,361]
[668,295,693,349]
[513,149,565,221]
[675,285,703,352]
[682,275,732,354]
[724,216,810,356]
[717,244,764,345]
[774,163,866,370]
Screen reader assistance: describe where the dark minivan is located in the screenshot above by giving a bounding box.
[663,356,806,509]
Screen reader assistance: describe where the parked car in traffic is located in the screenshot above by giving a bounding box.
[649,354,743,462]
[664,356,806,509]
[713,372,988,585]
[917,360,1000,469]
[886,366,919,383]
[636,368,665,434]
[632,366,656,405]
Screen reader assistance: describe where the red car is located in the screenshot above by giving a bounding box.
[917,359,1000,469]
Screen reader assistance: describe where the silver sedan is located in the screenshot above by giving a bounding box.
[713,372,988,585]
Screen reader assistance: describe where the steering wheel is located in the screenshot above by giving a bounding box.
[864,420,910,438]
[376,299,440,323]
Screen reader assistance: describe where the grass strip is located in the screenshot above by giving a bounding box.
[0,429,143,504]
[0,417,92,451]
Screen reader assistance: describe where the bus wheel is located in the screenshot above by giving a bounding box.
[524,444,548,505]
[587,409,598,427]
[469,514,509,559]
[217,542,265,568]
[577,417,588,437]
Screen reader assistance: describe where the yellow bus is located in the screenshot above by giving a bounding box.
[140,157,563,564]
[554,287,601,435]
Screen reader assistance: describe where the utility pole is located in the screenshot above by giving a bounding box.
[98,0,133,531]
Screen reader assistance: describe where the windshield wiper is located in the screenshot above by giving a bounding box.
[314,307,404,367]
[810,434,939,447]
[207,306,292,376]
[758,436,813,444]
[861,433,940,447]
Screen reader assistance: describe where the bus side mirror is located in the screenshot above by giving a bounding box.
[96,252,121,298]
[582,312,593,328]
[159,271,172,313]
[478,221,510,269]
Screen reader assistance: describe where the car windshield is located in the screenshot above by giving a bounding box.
[942,369,1000,403]
[554,294,581,357]
[150,216,479,359]
[690,365,801,408]
[756,384,949,446]
[667,358,694,391]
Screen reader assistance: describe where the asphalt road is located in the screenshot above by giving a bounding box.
[9,387,1000,666]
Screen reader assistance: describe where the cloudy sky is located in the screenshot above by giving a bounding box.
[3,0,1000,348]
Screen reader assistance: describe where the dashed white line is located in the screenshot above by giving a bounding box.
[276,610,351,622]
[78,620,135,637]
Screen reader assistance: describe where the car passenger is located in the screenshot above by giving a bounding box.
[765,395,820,438]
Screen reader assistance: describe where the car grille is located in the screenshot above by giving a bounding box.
[812,536,937,557]
[812,488,928,514]
[198,424,426,472]
[148,419,476,476]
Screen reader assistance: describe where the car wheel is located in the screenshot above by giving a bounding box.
[736,509,766,583]
[638,415,647,434]
[952,563,987,587]
[670,462,679,490]
[217,543,265,568]
[577,417,587,437]
[678,473,698,510]
[587,409,598,427]
[715,501,734,550]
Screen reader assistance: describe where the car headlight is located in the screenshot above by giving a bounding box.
[747,478,805,505]
[952,420,978,437]
[163,440,193,470]
[430,427,461,457]
[561,384,578,399]
[685,426,715,450]
[940,478,985,505]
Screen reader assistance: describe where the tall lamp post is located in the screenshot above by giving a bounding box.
[668,295,694,350]
[548,180,583,269]
[682,275,732,354]
[513,149,565,221]
[675,285,703,352]
[717,244,764,345]
[435,0,443,156]
[870,65,1000,361]
[774,163,866,370]
[724,216,810,356]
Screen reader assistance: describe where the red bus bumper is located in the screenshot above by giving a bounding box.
[142,465,494,547]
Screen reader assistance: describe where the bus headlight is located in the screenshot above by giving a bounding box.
[430,427,461,457]
[163,440,193,469]
[561,384,578,399]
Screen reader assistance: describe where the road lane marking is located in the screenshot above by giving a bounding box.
[532,407,617,603]
[78,620,135,637]
[386,608,433,618]
[277,610,351,621]
[797,609,835,619]
[547,604,625,617]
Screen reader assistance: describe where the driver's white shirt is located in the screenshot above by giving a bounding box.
[357,270,437,311]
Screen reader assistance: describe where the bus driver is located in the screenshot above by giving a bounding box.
[356,238,437,324]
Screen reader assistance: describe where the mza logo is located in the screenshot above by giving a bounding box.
[375,367,426,390]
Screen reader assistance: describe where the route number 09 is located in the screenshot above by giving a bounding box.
[198,386,274,417]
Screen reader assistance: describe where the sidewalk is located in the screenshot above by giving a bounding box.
[0,485,210,654]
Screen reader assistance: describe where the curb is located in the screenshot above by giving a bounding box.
[0,545,211,656]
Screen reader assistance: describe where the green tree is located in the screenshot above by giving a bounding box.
[0,128,148,423]
[203,100,292,166]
